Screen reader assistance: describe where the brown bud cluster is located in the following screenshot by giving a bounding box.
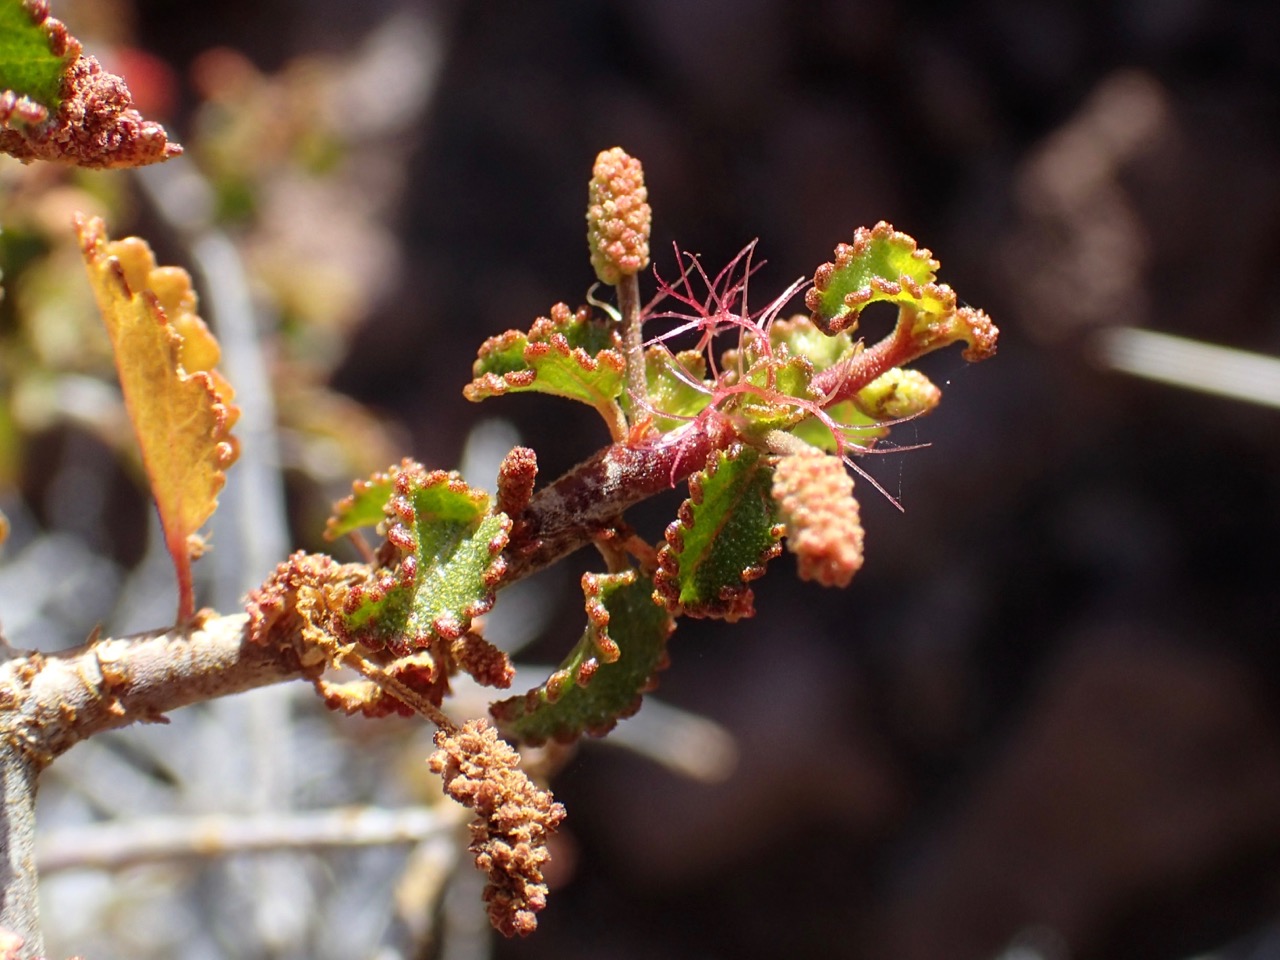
[586,147,651,286]
[429,719,566,936]
[771,449,864,588]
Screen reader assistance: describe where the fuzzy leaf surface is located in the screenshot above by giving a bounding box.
[769,315,856,371]
[0,0,71,111]
[807,222,956,335]
[465,304,625,412]
[325,479,393,539]
[342,465,509,650]
[733,355,816,437]
[76,214,239,621]
[324,462,406,540]
[654,444,782,620]
[492,569,672,744]
[0,4,179,166]
[644,347,711,430]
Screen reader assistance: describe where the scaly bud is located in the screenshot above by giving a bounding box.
[586,147,651,286]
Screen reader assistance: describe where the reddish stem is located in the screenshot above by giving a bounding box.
[172,541,195,625]
[504,414,733,581]
[810,321,918,408]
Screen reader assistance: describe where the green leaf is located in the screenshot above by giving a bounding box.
[492,569,674,744]
[790,400,884,453]
[853,366,941,421]
[644,346,712,430]
[324,464,402,540]
[465,302,626,414]
[653,444,783,620]
[768,314,856,371]
[806,222,957,336]
[340,463,510,651]
[0,0,72,113]
[723,354,817,441]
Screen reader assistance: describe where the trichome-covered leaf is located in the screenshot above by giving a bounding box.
[324,464,400,540]
[644,346,711,431]
[76,214,239,622]
[653,444,783,621]
[492,569,674,744]
[0,1,179,167]
[733,354,817,437]
[465,302,625,420]
[340,462,510,652]
[805,221,955,336]
[853,366,941,420]
[768,314,856,371]
[0,0,73,115]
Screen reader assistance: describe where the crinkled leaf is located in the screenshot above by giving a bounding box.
[0,0,73,113]
[644,346,711,430]
[324,464,403,540]
[341,463,509,650]
[0,5,179,167]
[768,314,856,371]
[653,444,782,621]
[76,214,239,622]
[807,221,956,336]
[465,303,625,414]
[492,569,673,744]
[732,354,816,437]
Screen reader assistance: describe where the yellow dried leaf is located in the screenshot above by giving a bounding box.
[75,214,240,621]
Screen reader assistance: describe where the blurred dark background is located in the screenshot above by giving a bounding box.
[13,0,1280,957]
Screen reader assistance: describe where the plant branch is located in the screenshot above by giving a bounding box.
[0,614,306,764]
[36,803,466,874]
[0,754,39,954]
[0,612,309,951]
[812,305,998,407]
[617,271,648,416]
[811,319,920,406]
[503,412,736,581]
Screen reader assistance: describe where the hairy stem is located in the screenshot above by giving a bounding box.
[504,412,735,581]
[812,304,997,407]
[811,320,917,407]
[617,272,648,417]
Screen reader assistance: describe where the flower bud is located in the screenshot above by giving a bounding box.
[586,147,651,286]
[771,449,864,587]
